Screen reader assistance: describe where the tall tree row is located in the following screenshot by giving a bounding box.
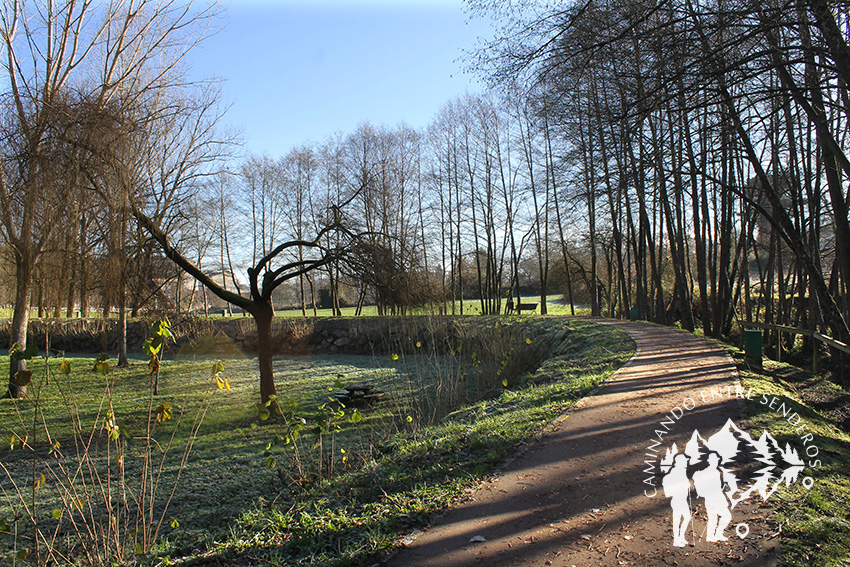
[5,0,850,397]
[0,0,221,396]
[473,0,850,376]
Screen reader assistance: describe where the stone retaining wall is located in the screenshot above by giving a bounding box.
[0,317,250,354]
[0,316,450,357]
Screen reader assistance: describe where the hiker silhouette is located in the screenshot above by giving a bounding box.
[660,420,806,548]
[661,452,692,547]
[692,452,732,542]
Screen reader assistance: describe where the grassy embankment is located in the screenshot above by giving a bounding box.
[0,316,631,566]
[725,344,850,566]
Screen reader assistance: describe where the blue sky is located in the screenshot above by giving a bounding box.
[186,0,494,157]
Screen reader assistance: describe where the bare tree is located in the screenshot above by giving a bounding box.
[0,0,219,397]
[132,195,358,406]
[472,0,850,376]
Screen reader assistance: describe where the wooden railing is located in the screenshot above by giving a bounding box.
[737,319,850,373]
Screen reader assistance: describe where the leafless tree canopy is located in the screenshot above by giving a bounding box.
[3,0,850,396]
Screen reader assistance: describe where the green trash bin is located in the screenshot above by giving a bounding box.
[744,329,763,368]
[629,307,639,320]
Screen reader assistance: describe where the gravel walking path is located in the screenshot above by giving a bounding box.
[385,320,782,566]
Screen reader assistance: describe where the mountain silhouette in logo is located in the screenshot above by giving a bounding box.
[659,418,806,547]
[664,419,804,508]
[705,419,757,463]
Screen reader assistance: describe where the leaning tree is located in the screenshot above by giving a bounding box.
[131,199,360,407]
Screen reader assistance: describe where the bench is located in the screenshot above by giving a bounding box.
[516,302,538,314]
[333,383,385,406]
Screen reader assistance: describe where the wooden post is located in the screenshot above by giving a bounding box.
[813,335,819,374]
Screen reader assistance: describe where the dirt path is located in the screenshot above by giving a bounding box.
[385,321,781,567]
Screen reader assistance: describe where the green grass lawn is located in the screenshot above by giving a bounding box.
[0,351,452,554]
[0,316,631,566]
[214,296,589,319]
[0,296,589,324]
[5,318,846,566]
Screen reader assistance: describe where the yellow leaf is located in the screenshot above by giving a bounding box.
[526,338,532,344]
[391,353,399,361]
[156,403,172,422]
[33,473,46,491]
[215,374,231,391]
[10,434,26,451]
[106,419,120,441]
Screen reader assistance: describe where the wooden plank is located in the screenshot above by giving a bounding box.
[738,320,813,336]
[814,332,850,355]
[737,320,850,368]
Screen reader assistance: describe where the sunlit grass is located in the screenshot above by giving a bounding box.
[0,296,589,323]
[730,351,850,567]
[0,317,632,566]
[267,296,587,318]
[181,319,633,566]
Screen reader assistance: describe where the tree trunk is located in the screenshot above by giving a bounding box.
[174,271,183,313]
[55,252,67,318]
[66,259,76,318]
[37,277,45,319]
[253,304,278,406]
[8,252,33,398]
[117,274,129,367]
[79,213,89,318]
[684,103,712,334]
[300,273,307,317]
[117,209,129,367]
[307,273,318,316]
